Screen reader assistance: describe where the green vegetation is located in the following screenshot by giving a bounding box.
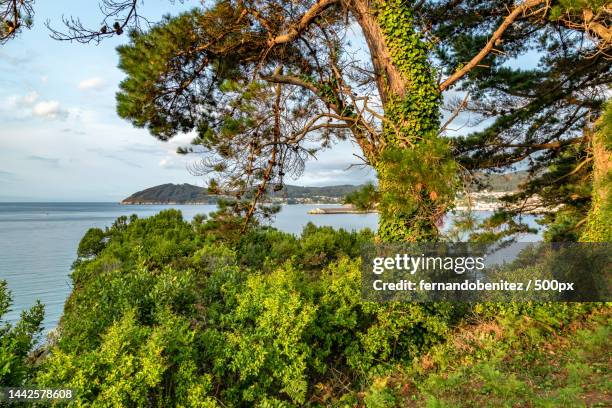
[0,1,609,406]
[439,0,611,242]
[343,183,379,211]
[35,210,461,406]
[372,0,456,242]
[121,183,371,205]
[0,280,44,387]
[108,0,610,242]
[362,306,611,407]
[2,0,610,245]
[5,210,597,406]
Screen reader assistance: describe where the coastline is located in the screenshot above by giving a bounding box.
[121,200,552,214]
[308,205,376,214]
[120,201,218,205]
[120,201,344,206]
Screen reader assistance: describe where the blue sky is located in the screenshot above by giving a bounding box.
[0,1,374,201]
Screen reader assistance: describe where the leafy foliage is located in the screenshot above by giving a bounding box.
[355,305,609,407]
[116,7,258,140]
[343,182,379,211]
[111,0,611,243]
[372,0,457,242]
[0,280,44,387]
[426,0,611,243]
[76,227,107,259]
[35,210,465,406]
[31,210,605,406]
[24,209,606,406]
[4,0,611,403]
[114,1,358,223]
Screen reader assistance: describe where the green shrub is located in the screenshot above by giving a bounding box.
[33,210,603,406]
[0,280,44,387]
[35,211,462,406]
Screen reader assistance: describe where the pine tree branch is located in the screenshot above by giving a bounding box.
[259,73,321,96]
[493,137,585,150]
[439,0,549,91]
[266,0,340,47]
[440,92,470,133]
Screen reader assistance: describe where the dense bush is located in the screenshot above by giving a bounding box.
[27,210,602,406]
[33,210,463,406]
[0,280,44,387]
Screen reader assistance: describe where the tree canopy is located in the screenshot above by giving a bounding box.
[3,0,610,241]
[430,0,611,241]
[0,280,44,387]
[111,0,610,241]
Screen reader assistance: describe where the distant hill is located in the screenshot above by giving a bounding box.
[121,183,365,204]
[122,172,528,204]
[121,183,214,204]
[472,171,528,192]
[270,184,364,198]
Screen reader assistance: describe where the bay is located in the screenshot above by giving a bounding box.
[0,202,538,333]
[0,202,377,332]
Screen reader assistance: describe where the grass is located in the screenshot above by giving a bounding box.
[360,306,611,408]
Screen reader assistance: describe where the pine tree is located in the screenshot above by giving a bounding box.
[427,0,611,242]
[37,0,612,242]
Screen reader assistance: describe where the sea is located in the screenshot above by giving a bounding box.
[0,202,538,333]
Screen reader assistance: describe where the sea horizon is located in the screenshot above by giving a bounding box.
[0,202,540,334]
[0,202,381,333]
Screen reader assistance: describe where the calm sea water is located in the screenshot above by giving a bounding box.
[0,202,538,333]
[0,203,378,332]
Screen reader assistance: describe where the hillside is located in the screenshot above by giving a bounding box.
[121,172,528,205]
[474,170,528,192]
[121,183,365,204]
[121,183,214,204]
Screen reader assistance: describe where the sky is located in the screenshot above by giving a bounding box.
[0,2,546,202]
[0,1,375,202]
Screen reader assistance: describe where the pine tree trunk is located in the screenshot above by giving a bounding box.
[581,113,611,242]
[351,0,456,242]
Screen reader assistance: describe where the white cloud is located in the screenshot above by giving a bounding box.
[2,92,68,120]
[40,75,48,84]
[159,157,187,170]
[6,91,39,109]
[297,168,374,186]
[32,100,68,120]
[78,77,105,91]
